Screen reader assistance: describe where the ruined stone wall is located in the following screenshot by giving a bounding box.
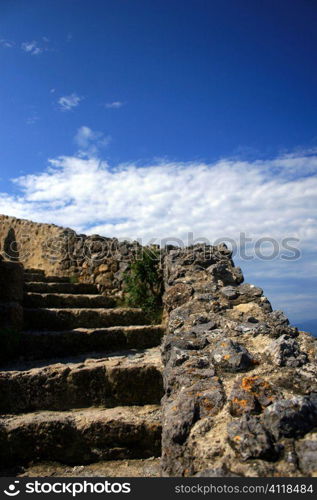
[161,245,317,477]
[0,215,67,276]
[0,215,145,294]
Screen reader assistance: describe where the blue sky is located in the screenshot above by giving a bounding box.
[0,0,317,334]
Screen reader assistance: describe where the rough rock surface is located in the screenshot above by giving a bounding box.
[161,245,317,477]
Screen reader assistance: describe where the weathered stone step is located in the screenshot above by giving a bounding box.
[16,457,161,477]
[24,274,71,283]
[20,325,165,359]
[0,348,163,413]
[24,282,99,294]
[24,292,116,309]
[24,269,45,276]
[24,307,148,330]
[0,405,161,468]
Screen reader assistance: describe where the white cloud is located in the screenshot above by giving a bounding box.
[21,40,43,55]
[74,126,111,156]
[1,149,317,324]
[2,151,316,248]
[105,101,124,109]
[58,93,83,111]
[2,38,50,54]
[0,39,15,48]
[26,113,40,125]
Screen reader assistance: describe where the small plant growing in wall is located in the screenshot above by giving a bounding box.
[123,247,163,322]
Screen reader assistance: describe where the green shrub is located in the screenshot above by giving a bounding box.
[0,328,21,363]
[69,274,79,284]
[123,248,163,322]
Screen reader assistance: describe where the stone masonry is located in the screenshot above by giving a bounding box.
[0,267,164,476]
[0,215,316,476]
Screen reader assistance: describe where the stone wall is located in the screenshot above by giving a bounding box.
[0,215,68,276]
[0,256,24,331]
[161,245,317,477]
[0,215,147,295]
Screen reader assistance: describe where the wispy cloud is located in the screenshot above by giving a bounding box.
[104,101,125,109]
[74,126,111,156]
[58,93,83,111]
[1,38,50,54]
[21,40,44,55]
[0,39,15,48]
[26,113,40,125]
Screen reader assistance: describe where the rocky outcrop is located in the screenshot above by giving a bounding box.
[161,245,317,477]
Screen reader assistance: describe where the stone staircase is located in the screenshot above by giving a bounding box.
[0,269,165,476]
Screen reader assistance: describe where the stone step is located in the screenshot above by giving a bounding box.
[20,325,165,359]
[24,282,99,294]
[0,405,161,468]
[0,348,163,413]
[24,269,45,276]
[24,307,148,330]
[16,457,161,477]
[24,292,116,309]
[24,274,71,283]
